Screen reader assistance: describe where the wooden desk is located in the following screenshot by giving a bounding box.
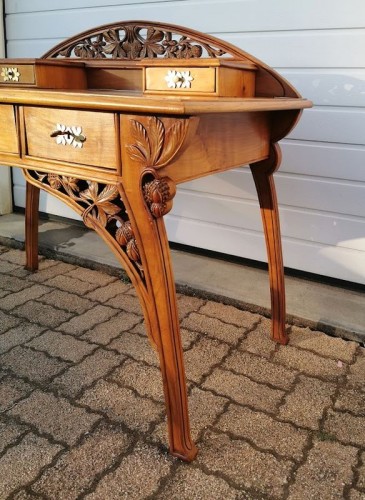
[0,21,311,461]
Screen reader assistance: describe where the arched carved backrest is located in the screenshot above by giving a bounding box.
[42,20,299,98]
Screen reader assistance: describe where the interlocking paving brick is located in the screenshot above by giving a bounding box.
[203,367,284,413]
[39,289,96,314]
[86,442,172,500]
[44,274,98,294]
[347,348,365,391]
[334,388,365,416]
[0,310,21,333]
[349,490,365,500]
[0,260,21,273]
[109,358,164,402]
[104,293,143,315]
[0,284,50,311]
[182,312,244,344]
[56,304,118,337]
[0,289,9,299]
[52,349,121,397]
[217,403,308,460]
[0,346,68,383]
[158,466,239,499]
[197,430,293,498]
[8,390,100,445]
[0,433,62,498]
[278,375,336,430]
[0,376,33,412]
[177,294,205,319]
[28,261,75,283]
[81,311,141,345]
[323,409,365,447]
[0,274,31,293]
[238,318,277,358]
[357,451,365,490]
[79,380,163,432]
[65,267,117,286]
[289,326,358,363]
[0,323,45,354]
[85,280,131,302]
[12,300,74,328]
[184,337,230,384]
[0,420,27,455]
[109,331,159,367]
[273,344,346,381]
[27,330,97,363]
[0,248,27,265]
[32,422,131,499]
[224,350,297,390]
[11,489,39,499]
[199,301,260,328]
[180,328,199,351]
[288,439,358,499]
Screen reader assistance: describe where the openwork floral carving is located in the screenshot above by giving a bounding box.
[28,171,143,276]
[46,24,226,60]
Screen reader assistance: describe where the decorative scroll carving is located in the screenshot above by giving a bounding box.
[46,24,226,60]
[127,116,188,168]
[50,124,86,148]
[143,177,175,218]
[27,170,143,276]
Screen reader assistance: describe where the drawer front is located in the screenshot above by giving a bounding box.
[145,67,216,93]
[0,105,18,153]
[0,65,35,85]
[24,107,117,169]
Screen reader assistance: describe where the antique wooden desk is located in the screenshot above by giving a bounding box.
[0,21,311,461]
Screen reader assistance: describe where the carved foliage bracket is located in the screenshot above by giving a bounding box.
[44,23,227,60]
[26,170,144,278]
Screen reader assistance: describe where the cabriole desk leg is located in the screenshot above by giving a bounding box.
[25,179,40,271]
[250,144,288,345]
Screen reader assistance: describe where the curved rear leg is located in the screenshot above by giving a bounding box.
[250,144,288,345]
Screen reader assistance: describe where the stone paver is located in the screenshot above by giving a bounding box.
[288,439,358,499]
[0,433,62,498]
[0,249,364,499]
[278,375,336,429]
[32,422,131,499]
[7,390,100,445]
[86,443,172,499]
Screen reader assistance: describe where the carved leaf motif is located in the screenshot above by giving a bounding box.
[127,120,151,164]
[148,117,164,165]
[158,120,187,166]
[79,182,120,227]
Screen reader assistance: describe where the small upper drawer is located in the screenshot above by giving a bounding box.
[0,104,18,154]
[0,64,35,85]
[23,107,117,170]
[146,67,216,93]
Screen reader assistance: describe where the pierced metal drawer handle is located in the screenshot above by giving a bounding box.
[1,67,21,82]
[50,124,86,148]
[165,70,194,89]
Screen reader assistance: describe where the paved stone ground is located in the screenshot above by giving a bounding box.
[0,245,365,499]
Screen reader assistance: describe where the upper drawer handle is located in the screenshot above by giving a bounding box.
[165,70,194,89]
[1,67,21,82]
[50,124,86,148]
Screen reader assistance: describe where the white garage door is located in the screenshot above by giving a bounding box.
[5,0,365,284]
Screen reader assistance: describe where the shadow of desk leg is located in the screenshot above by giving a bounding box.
[250,144,288,345]
[25,179,40,271]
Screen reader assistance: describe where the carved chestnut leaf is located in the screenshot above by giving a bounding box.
[80,182,120,227]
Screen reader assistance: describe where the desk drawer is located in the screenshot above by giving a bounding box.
[23,107,117,169]
[0,105,18,153]
[146,67,216,93]
[1,64,35,85]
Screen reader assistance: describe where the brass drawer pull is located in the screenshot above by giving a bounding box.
[50,124,86,148]
[1,67,21,82]
[165,70,194,89]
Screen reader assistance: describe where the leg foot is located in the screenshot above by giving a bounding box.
[25,180,40,272]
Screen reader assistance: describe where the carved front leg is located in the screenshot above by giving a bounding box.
[120,114,197,461]
[24,179,40,271]
[250,144,288,345]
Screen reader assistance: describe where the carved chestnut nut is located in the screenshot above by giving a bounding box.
[115,220,133,247]
[126,238,140,262]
